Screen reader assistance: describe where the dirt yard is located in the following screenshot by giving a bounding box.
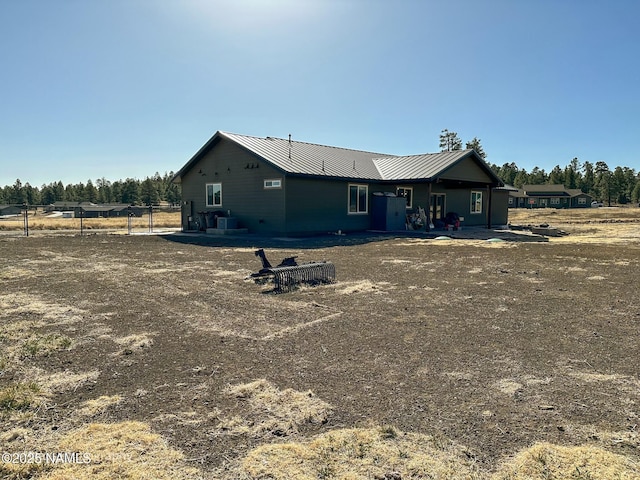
[1,207,639,479]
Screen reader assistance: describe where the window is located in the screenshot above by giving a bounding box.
[470,191,483,214]
[206,183,222,207]
[550,197,560,205]
[396,187,413,208]
[348,184,368,214]
[264,179,282,189]
[578,197,586,204]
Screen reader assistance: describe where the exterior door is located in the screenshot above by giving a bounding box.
[430,194,446,222]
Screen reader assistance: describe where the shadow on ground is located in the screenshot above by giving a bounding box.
[160,227,548,250]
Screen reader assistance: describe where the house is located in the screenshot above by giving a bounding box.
[0,205,22,216]
[509,184,593,208]
[45,203,144,218]
[172,131,508,236]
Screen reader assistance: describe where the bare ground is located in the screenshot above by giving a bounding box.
[1,207,639,478]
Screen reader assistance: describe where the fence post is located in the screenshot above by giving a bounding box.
[148,205,153,233]
[79,209,84,236]
[127,205,132,234]
[23,203,29,237]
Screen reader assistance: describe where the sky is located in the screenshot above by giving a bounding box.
[1,0,639,188]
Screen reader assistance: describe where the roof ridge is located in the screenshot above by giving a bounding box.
[372,149,473,160]
[221,131,392,157]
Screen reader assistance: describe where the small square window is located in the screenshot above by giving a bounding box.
[264,179,282,189]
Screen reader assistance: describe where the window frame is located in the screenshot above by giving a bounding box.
[396,187,413,209]
[348,184,368,214]
[470,191,483,214]
[206,183,222,207]
[264,178,282,189]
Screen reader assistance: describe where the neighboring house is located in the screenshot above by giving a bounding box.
[44,201,83,213]
[0,205,22,216]
[45,202,144,217]
[172,131,508,236]
[509,184,592,209]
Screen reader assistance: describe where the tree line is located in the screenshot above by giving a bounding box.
[490,159,640,205]
[439,129,640,205]
[0,172,181,207]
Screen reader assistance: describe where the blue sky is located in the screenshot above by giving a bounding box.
[1,0,639,187]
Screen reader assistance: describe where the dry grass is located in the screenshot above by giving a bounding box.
[508,206,640,244]
[0,211,180,231]
[111,333,155,355]
[0,382,41,415]
[229,426,482,480]
[78,395,123,417]
[17,368,100,401]
[227,431,640,480]
[492,442,640,479]
[38,421,201,480]
[217,379,332,437]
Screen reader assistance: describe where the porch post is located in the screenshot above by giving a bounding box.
[486,185,492,229]
[426,182,432,232]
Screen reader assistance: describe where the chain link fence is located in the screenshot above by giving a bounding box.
[0,204,180,237]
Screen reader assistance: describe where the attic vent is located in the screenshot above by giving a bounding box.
[266,136,274,140]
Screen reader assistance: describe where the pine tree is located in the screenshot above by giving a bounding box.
[465,137,486,159]
[439,129,462,152]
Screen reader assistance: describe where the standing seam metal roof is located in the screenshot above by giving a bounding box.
[175,131,501,184]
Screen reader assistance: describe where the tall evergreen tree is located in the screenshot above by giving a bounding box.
[548,165,565,185]
[85,179,98,203]
[594,161,612,205]
[439,129,462,152]
[10,179,26,204]
[121,178,140,204]
[140,177,160,205]
[564,157,580,189]
[465,137,486,159]
[580,161,595,194]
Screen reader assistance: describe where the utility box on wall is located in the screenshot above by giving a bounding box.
[371,193,407,231]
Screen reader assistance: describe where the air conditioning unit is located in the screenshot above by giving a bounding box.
[217,217,237,229]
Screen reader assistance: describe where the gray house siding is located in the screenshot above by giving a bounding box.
[284,178,387,235]
[180,139,287,232]
[174,132,507,235]
[491,190,510,226]
[439,157,494,183]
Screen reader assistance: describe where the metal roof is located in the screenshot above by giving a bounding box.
[222,132,391,180]
[174,131,503,185]
[373,150,475,181]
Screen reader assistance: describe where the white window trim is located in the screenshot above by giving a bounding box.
[396,186,413,208]
[550,197,560,205]
[206,183,222,207]
[470,191,483,214]
[264,179,282,189]
[348,184,368,214]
